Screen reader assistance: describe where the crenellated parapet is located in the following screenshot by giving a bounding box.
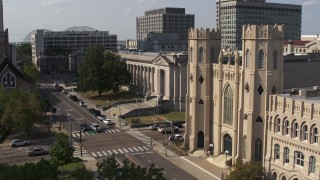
[188,27,221,40]
[242,24,284,39]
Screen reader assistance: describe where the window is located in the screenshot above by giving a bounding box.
[199,47,204,63]
[275,118,281,133]
[309,156,316,173]
[189,48,193,62]
[295,151,304,166]
[257,85,264,95]
[243,136,247,159]
[256,116,263,122]
[2,72,16,88]
[273,50,278,69]
[255,138,263,162]
[302,125,308,141]
[275,144,280,160]
[293,122,299,138]
[281,176,287,180]
[258,50,264,69]
[245,50,250,68]
[312,127,318,144]
[284,120,290,135]
[284,147,289,163]
[224,85,233,125]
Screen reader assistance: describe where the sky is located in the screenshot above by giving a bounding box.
[3,0,320,42]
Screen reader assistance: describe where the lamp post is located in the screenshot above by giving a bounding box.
[209,144,214,156]
[225,150,229,164]
[136,92,139,103]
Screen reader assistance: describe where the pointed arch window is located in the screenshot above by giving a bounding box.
[273,50,278,69]
[2,72,16,88]
[211,47,215,63]
[284,120,290,135]
[274,144,280,160]
[199,47,204,63]
[224,85,233,125]
[309,156,316,173]
[258,50,264,69]
[255,138,263,162]
[275,118,281,133]
[312,127,319,144]
[302,125,308,141]
[292,122,299,138]
[189,47,193,62]
[284,147,289,163]
[245,50,250,69]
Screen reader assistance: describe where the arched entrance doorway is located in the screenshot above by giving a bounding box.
[197,131,204,148]
[223,134,232,155]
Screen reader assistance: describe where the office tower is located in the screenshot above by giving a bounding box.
[216,0,302,50]
[136,7,194,51]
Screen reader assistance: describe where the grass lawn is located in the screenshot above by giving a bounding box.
[78,90,143,107]
[124,112,185,124]
[58,161,84,172]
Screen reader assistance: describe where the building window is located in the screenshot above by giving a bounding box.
[309,156,316,173]
[284,120,290,135]
[281,176,286,180]
[243,136,247,159]
[255,138,263,162]
[2,72,16,88]
[284,147,289,163]
[258,49,264,69]
[256,116,263,122]
[199,47,204,63]
[295,151,304,167]
[274,144,280,160]
[312,127,319,144]
[189,47,193,62]
[275,118,281,133]
[273,50,278,69]
[293,122,299,138]
[245,49,250,68]
[257,85,264,95]
[224,85,233,125]
[302,125,308,141]
[199,99,204,104]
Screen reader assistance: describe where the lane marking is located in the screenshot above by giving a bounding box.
[118,149,124,153]
[102,151,108,156]
[92,152,97,157]
[97,152,103,157]
[107,150,113,155]
[123,148,129,153]
[128,148,134,152]
[133,147,139,152]
[138,147,144,151]
[112,150,118,154]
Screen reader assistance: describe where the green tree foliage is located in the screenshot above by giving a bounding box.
[44,45,69,56]
[22,62,40,82]
[70,165,94,180]
[1,90,42,136]
[40,98,52,117]
[227,160,264,180]
[0,86,10,120]
[0,159,58,180]
[77,45,131,97]
[16,43,32,61]
[50,133,74,166]
[97,154,165,180]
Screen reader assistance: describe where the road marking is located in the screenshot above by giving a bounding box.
[97,152,103,157]
[123,148,129,153]
[102,151,108,156]
[148,160,151,163]
[138,147,144,151]
[106,130,112,133]
[130,151,153,155]
[128,148,134,152]
[112,150,118,154]
[142,146,149,151]
[72,134,77,137]
[115,129,120,132]
[111,130,116,133]
[118,149,124,153]
[133,147,139,152]
[81,133,85,136]
[92,152,97,157]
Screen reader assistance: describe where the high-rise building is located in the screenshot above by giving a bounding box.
[216,0,302,50]
[31,27,117,67]
[136,7,194,51]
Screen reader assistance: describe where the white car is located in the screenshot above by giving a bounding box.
[79,101,85,107]
[158,126,179,133]
[97,114,106,121]
[90,123,102,132]
[103,118,114,125]
[10,139,30,147]
[169,134,184,142]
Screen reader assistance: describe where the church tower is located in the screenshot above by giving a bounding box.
[0,0,3,31]
[0,0,9,58]
[185,27,220,153]
[241,24,284,162]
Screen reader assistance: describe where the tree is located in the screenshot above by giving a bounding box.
[16,43,32,62]
[227,160,264,180]
[77,45,131,97]
[1,90,42,136]
[22,62,40,82]
[0,86,10,120]
[70,165,94,180]
[97,154,165,179]
[50,133,74,166]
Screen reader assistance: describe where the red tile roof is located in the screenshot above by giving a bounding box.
[283,40,311,46]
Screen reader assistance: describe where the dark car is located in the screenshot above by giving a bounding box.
[89,108,95,114]
[28,148,49,156]
[80,123,90,131]
[92,110,101,117]
[70,95,79,101]
[149,124,160,131]
[56,86,63,92]
[172,122,185,128]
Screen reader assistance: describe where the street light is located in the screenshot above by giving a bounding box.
[209,144,214,156]
[225,150,229,164]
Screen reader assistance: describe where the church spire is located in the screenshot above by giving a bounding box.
[0,0,3,31]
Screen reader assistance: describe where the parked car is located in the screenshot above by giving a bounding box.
[28,147,49,156]
[97,114,106,121]
[103,118,114,125]
[56,86,63,92]
[88,108,95,114]
[158,126,179,133]
[53,82,58,87]
[172,122,185,128]
[79,101,85,107]
[80,123,90,131]
[149,124,160,131]
[10,139,30,147]
[169,134,184,142]
[92,110,101,117]
[61,89,67,94]
[67,93,72,98]
[91,123,102,133]
[70,95,79,101]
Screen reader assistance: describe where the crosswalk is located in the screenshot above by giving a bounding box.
[91,145,153,158]
[72,129,121,137]
[73,143,90,157]
[126,130,159,146]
